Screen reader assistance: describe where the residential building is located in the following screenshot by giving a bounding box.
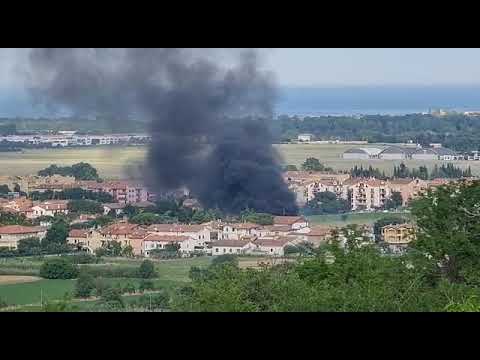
[344,178,390,210]
[381,223,415,253]
[296,225,334,247]
[67,229,105,254]
[251,237,293,257]
[222,223,262,240]
[211,239,255,256]
[272,216,309,231]
[0,225,47,249]
[28,200,69,219]
[103,203,126,216]
[82,181,148,204]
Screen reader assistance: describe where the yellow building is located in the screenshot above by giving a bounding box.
[381,224,415,245]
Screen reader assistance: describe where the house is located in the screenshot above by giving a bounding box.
[222,222,262,240]
[342,147,383,160]
[381,223,415,253]
[103,203,126,216]
[211,239,255,256]
[143,234,189,257]
[28,200,69,219]
[257,225,292,238]
[67,229,105,254]
[272,216,309,231]
[143,233,208,257]
[0,197,33,216]
[251,237,293,257]
[0,225,47,249]
[296,225,334,247]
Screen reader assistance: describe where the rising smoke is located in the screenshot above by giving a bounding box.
[26,48,298,215]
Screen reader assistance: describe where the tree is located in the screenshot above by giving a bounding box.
[138,260,157,279]
[38,162,100,181]
[68,200,103,214]
[100,287,125,309]
[301,157,326,172]
[211,254,238,268]
[139,279,155,292]
[130,212,160,225]
[95,240,123,257]
[239,209,274,225]
[410,180,480,284]
[74,271,96,298]
[384,191,403,210]
[43,218,69,248]
[17,237,42,256]
[39,258,79,279]
[303,191,350,215]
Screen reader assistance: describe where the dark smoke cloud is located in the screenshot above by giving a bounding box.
[26,48,298,215]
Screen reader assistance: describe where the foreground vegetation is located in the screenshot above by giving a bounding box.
[171,180,480,312]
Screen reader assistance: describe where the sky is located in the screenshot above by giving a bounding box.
[265,48,480,87]
[2,48,480,90]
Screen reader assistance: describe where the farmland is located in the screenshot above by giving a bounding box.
[1,143,479,178]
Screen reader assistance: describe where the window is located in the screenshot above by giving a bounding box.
[215,248,219,253]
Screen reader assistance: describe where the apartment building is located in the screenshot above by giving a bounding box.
[82,181,148,204]
[344,178,390,210]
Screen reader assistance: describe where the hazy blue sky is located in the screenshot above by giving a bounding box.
[2,48,480,89]
[266,48,480,86]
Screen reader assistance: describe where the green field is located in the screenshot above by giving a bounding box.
[306,211,411,227]
[0,143,478,178]
[0,256,213,309]
[0,146,147,179]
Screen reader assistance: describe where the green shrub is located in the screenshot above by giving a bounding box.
[211,254,238,267]
[138,260,157,279]
[139,279,155,292]
[94,277,109,297]
[134,291,170,310]
[39,258,79,279]
[100,287,124,309]
[74,271,96,298]
[0,298,8,309]
[64,254,100,264]
[81,265,139,278]
[122,282,137,294]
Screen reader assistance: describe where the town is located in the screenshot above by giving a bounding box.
[0,157,471,263]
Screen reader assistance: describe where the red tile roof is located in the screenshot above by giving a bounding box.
[0,225,46,235]
[211,239,251,248]
[254,237,291,247]
[273,216,306,226]
[144,234,190,242]
[68,229,89,238]
[100,222,139,236]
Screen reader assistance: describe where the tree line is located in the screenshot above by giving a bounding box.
[274,114,480,152]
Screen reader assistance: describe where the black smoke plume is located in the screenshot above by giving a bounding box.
[26,48,298,215]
